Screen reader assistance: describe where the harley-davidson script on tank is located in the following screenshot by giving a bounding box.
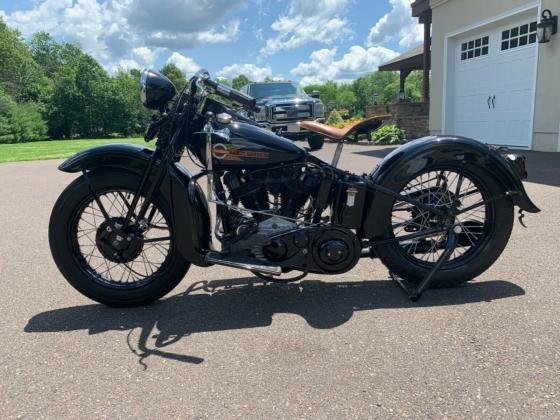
[212,143,270,161]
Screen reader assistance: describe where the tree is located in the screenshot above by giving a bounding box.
[304,81,357,114]
[304,81,337,109]
[29,32,62,78]
[232,74,250,90]
[351,71,401,112]
[336,86,357,114]
[0,19,46,102]
[404,70,423,102]
[46,46,111,138]
[106,70,150,136]
[75,54,112,136]
[160,63,187,90]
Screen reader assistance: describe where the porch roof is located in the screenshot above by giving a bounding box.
[378,45,428,72]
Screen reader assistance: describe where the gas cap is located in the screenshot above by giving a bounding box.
[217,113,232,124]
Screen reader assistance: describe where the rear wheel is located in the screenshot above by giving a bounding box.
[374,164,514,288]
[49,171,190,306]
[307,135,325,151]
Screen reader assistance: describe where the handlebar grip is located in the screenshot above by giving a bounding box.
[204,78,260,113]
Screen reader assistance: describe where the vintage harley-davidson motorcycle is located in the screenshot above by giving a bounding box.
[49,69,540,306]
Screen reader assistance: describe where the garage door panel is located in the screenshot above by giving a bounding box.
[492,119,532,147]
[495,89,533,115]
[451,15,537,149]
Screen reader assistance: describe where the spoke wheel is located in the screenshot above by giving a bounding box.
[374,164,514,288]
[391,169,489,267]
[49,171,190,306]
[73,189,172,288]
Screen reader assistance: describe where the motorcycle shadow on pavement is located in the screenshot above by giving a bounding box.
[25,277,524,368]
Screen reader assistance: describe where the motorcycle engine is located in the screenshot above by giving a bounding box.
[223,164,322,221]
[222,165,321,259]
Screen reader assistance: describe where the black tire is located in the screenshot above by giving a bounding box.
[374,164,514,288]
[49,171,190,306]
[307,135,325,151]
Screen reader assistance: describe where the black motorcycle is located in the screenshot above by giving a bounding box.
[49,69,540,306]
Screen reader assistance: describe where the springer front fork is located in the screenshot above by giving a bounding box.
[204,116,219,203]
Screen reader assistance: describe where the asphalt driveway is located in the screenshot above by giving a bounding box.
[0,143,558,418]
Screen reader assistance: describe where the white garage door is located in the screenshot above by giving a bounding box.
[453,16,538,148]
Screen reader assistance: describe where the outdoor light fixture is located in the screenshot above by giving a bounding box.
[537,9,558,43]
[373,92,379,106]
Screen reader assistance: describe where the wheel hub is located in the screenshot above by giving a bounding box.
[95,218,144,263]
[406,188,457,232]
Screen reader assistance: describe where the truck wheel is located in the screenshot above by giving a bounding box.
[308,135,324,151]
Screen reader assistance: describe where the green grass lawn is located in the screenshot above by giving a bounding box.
[0,138,156,163]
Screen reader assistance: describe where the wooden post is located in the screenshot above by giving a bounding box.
[422,19,431,102]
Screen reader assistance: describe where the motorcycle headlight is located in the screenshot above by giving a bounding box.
[139,69,176,110]
[314,102,325,118]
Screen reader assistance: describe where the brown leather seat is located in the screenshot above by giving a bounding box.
[299,114,392,141]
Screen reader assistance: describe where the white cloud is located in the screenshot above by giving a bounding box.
[291,46,399,85]
[217,63,276,82]
[166,52,201,76]
[2,0,243,71]
[145,20,240,49]
[261,0,352,56]
[367,0,423,50]
[197,21,240,43]
[126,0,242,33]
[109,58,141,73]
[132,47,160,67]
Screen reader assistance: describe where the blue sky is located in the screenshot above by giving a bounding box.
[0,0,422,85]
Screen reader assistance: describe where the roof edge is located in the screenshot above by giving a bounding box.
[430,0,450,9]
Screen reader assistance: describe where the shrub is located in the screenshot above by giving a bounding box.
[326,109,344,127]
[0,88,48,143]
[370,124,406,145]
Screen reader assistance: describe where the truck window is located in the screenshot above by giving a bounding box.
[248,83,306,100]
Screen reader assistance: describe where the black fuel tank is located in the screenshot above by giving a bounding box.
[198,121,307,170]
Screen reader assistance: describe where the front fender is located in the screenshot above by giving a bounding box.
[59,144,211,266]
[362,136,540,239]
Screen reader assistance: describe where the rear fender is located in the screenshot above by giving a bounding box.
[362,136,540,239]
[59,144,211,266]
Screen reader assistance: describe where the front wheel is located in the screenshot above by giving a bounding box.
[49,171,190,306]
[374,165,514,288]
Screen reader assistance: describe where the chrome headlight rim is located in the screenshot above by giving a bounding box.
[140,68,149,107]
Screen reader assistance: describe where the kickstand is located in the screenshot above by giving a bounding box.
[390,228,459,302]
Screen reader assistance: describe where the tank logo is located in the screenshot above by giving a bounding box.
[212,143,270,161]
[212,143,229,160]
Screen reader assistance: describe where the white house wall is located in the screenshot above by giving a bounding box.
[430,0,560,151]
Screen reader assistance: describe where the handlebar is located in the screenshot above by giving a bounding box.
[202,77,261,113]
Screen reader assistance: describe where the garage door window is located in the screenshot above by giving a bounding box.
[501,22,537,50]
[461,36,489,61]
